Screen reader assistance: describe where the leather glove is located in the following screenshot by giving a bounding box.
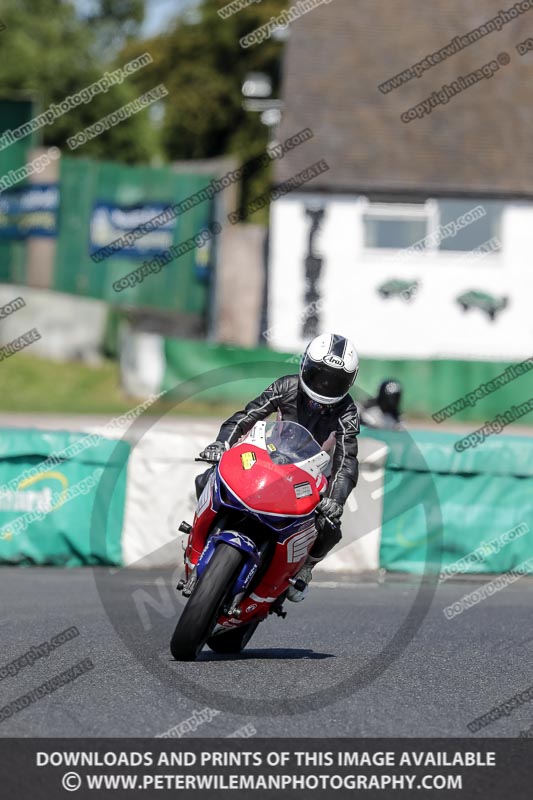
[317,497,343,524]
[199,441,226,462]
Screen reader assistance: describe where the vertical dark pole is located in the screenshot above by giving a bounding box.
[302,205,325,337]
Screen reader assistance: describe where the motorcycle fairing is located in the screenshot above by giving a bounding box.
[184,421,329,628]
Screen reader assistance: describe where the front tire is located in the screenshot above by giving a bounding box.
[170,543,244,662]
[207,621,260,654]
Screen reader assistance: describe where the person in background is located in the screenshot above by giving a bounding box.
[360,379,403,430]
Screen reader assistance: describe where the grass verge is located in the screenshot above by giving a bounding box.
[0,354,235,417]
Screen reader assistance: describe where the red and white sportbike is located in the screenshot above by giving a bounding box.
[170,420,331,661]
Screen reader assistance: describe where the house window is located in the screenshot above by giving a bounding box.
[362,198,503,253]
[436,200,503,252]
[362,201,435,249]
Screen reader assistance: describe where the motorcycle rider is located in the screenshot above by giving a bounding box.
[360,379,403,430]
[196,333,360,602]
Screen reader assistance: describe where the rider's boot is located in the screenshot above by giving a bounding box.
[286,519,342,602]
[287,555,321,603]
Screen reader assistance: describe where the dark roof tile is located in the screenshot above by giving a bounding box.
[276,0,533,196]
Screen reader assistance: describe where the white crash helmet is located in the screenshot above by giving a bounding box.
[299,333,359,405]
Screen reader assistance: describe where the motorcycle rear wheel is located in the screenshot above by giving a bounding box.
[170,543,244,662]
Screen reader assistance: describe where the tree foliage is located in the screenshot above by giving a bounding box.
[0,0,287,184]
[0,0,155,163]
[122,0,287,208]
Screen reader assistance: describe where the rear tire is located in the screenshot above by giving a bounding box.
[207,621,260,654]
[170,543,244,662]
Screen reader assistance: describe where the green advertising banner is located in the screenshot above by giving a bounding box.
[55,157,215,315]
[0,429,130,566]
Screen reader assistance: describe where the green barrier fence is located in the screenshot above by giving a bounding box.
[358,357,533,424]
[163,338,533,424]
[370,427,533,575]
[0,429,130,566]
[162,339,297,401]
[0,423,530,572]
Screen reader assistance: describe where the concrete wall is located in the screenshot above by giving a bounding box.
[0,283,108,361]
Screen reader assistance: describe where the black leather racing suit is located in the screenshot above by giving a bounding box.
[200,375,360,560]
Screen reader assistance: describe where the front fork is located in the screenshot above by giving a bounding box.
[176,521,196,596]
[177,527,263,615]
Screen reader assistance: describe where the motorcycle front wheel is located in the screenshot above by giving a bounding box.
[170,543,244,662]
[207,620,260,654]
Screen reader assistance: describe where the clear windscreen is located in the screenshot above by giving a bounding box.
[264,420,322,465]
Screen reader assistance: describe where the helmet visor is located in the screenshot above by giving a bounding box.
[301,361,355,401]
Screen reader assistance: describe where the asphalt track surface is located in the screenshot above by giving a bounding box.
[1,567,533,738]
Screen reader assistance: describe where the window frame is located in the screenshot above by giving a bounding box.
[361,198,439,253]
[360,197,503,258]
